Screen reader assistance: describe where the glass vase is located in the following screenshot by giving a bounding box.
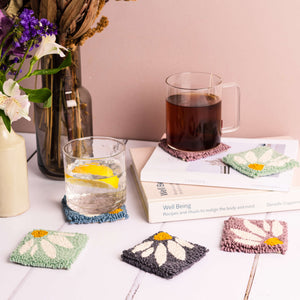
[34,47,93,180]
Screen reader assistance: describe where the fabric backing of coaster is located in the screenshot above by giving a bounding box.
[62,196,129,224]
[159,138,230,161]
[10,229,88,269]
[222,146,299,178]
[121,231,209,279]
[220,217,288,254]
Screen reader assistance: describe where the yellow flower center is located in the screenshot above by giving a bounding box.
[109,208,122,214]
[31,230,48,238]
[154,232,173,241]
[248,163,264,171]
[264,237,283,246]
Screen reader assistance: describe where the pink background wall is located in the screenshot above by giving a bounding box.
[14,0,300,141]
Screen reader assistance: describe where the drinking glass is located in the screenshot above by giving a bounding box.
[166,72,240,151]
[63,137,126,215]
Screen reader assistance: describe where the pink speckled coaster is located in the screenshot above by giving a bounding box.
[159,139,230,161]
[221,217,288,254]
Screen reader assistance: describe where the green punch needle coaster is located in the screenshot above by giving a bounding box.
[223,146,299,178]
[10,229,88,269]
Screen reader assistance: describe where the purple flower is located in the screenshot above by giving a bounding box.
[0,10,16,66]
[18,9,39,42]
[14,9,58,50]
[0,9,13,44]
[38,18,57,36]
[0,8,58,74]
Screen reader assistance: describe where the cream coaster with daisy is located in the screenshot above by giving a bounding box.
[221,217,288,254]
[222,146,299,178]
[10,229,88,269]
[121,231,208,279]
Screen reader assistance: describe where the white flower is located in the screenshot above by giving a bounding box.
[19,230,75,259]
[233,147,292,171]
[231,219,284,247]
[34,34,68,60]
[0,79,31,122]
[131,232,194,267]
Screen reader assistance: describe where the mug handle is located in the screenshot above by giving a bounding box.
[221,82,241,133]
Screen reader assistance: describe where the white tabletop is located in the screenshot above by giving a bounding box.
[1,134,299,300]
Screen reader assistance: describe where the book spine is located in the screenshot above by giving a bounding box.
[147,188,300,223]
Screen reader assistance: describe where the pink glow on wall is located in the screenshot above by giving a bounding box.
[14,0,300,141]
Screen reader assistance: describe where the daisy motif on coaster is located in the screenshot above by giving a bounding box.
[121,231,208,279]
[222,146,299,178]
[10,229,88,269]
[221,217,288,254]
[62,196,129,224]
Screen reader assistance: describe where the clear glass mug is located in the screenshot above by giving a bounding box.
[63,137,126,215]
[165,72,240,152]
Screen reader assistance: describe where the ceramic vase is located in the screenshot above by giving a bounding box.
[0,119,29,217]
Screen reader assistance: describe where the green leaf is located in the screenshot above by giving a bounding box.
[58,51,72,69]
[30,51,72,76]
[21,87,52,108]
[0,110,11,132]
[0,72,5,92]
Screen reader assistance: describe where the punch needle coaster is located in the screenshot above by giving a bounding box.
[159,138,230,161]
[221,217,288,254]
[121,231,208,279]
[223,146,299,178]
[62,196,129,224]
[10,229,88,269]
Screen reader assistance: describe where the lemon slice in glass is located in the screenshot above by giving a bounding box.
[66,163,119,189]
[72,164,114,177]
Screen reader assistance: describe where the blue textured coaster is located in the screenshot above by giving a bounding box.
[121,231,208,279]
[62,196,129,224]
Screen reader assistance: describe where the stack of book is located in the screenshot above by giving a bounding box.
[130,137,300,223]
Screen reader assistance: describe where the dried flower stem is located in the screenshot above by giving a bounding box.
[77,16,109,46]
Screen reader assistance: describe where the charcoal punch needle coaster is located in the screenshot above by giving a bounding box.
[121,231,208,279]
[221,217,288,254]
[10,229,88,269]
[62,196,129,224]
[222,146,299,178]
[159,138,230,161]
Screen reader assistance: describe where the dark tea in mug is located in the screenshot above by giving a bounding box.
[166,93,222,151]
